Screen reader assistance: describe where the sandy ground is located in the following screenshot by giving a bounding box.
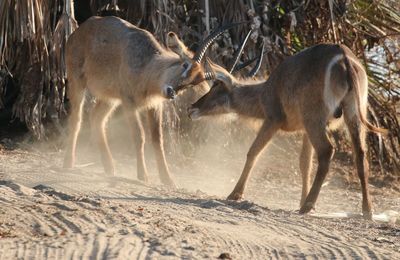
[0,126,399,259]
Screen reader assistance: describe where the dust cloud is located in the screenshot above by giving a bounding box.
[55,97,398,219]
[1,92,399,258]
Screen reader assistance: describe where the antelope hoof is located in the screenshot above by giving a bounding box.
[362,209,373,220]
[362,201,373,220]
[299,202,315,214]
[363,212,373,221]
[137,173,149,183]
[63,157,74,169]
[227,191,243,201]
[104,165,115,176]
[161,177,177,189]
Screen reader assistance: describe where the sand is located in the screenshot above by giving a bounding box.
[0,133,399,259]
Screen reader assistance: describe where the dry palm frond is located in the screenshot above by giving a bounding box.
[0,0,399,174]
[50,0,78,120]
[0,0,68,138]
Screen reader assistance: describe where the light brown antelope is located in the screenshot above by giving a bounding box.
[189,43,386,219]
[63,16,234,186]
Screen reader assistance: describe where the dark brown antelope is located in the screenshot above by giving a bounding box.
[189,43,386,219]
[63,16,233,186]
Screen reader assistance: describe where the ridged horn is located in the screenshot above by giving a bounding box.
[193,22,248,64]
[229,30,252,73]
[232,49,267,73]
[204,57,216,80]
[247,41,265,77]
[204,72,215,80]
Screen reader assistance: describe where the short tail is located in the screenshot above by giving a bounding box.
[343,53,388,135]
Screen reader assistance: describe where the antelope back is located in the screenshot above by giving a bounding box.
[66,16,206,100]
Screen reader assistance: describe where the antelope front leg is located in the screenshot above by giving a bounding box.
[90,100,117,175]
[147,107,176,188]
[228,121,280,200]
[63,83,86,169]
[123,105,149,182]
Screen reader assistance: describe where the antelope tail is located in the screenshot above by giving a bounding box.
[343,54,388,135]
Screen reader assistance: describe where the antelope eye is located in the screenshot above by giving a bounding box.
[182,62,189,70]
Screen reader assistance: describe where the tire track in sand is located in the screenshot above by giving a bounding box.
[0,177,399,259]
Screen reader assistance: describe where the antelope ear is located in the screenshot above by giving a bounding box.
[166,32,194,59]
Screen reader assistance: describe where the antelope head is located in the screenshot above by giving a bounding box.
[162,23,246,99]
[164,32,205,98]
[188,36,265,119]
[188,61,236,119]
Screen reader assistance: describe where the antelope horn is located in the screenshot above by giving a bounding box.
[193,22,248,64]
[204,72,215,80]
[204,57,216,80]
[229,30,252,73]
[204,57,235,89]
[247,41,265,77]
[232,49,268,73]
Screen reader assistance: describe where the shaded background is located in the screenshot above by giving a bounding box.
[0,0,399,179]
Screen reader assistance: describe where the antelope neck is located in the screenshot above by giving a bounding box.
[231,85,265,119]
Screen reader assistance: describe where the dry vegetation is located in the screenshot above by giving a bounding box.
[0,1,399,175]
[0,2,400,258]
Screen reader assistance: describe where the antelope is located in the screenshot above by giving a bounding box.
[188,42,386,219]
[63,16,234,186]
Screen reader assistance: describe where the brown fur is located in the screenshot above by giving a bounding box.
[190,44,386,219]
[63,16,205,187]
